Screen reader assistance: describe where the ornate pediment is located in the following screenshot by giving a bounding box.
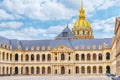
[52,44,73,51]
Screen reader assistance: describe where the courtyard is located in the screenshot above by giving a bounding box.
[0,75,112,80]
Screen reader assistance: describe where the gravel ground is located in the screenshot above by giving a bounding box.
[0,75,112,80]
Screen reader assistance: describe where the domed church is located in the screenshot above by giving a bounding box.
[0,0,120,76]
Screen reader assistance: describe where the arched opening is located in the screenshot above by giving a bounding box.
[81,54,85,61]
[75,54,79,61]
[26,54,29,61]
[87,54,91,61]
[6,67,9,74]
[3,52,5,60]
[42,54,45,61]
[75,66,79,74]
[93,66,97,73]
[25,67,29,75]
[83,31,85,35]
[98,53,102,60]
[3,67,5,74]
[106,66,110,73]
[106,52,110,60]
[47,54,51,61]
[61,54,65,60]
[31,54,34,61]
[15,54,18,61]
[10,54,12,61]
[68,69,71,74]
[47,67,51,74]
[6,53,9,61]
[21,67,23,74]
[15,67,18,74]
[87,66,91,74]
[10,67,12,74]
[21,54,23,61]
[81,66,85,74]
[36,67,40,74]
[61,66,65,74]
[42,67,45,74]
[93,54,96,61]
[31,67,34,74]
[36,54,40,61]
[99,66,103,73]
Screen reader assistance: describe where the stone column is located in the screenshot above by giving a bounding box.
[19,66,21,75]
[19,54,21,62]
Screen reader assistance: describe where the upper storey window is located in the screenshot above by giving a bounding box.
[62,32,67,37]
[61,54,65,60]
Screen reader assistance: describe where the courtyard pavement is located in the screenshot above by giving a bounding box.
[0,75,112,80]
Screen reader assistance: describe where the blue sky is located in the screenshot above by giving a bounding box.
[0,0,120,40]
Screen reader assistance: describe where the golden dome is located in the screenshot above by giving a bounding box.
[73,1,91,29]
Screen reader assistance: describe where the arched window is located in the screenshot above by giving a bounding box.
[21,67,23,74]
[31,54,34,61]
[87,66,91,73]
[68,69,71,74]
[106,52,110,60]
[61,54,65,60]
[61,66,65,74]
[26,54,29,61]
[81,54,85,61]
[87,54,91,61]
[25,67,29,75]
[98,53,102,60]
[47,67,51,74]
[2,52,5,60]
[21,54,23,61]
[42,54,45,61]
[42,67,45,74]
[83,31,85,35]
[75,54,79,61]
[99,66,103,73]
[15,54,18,61]
[93,66,97,73]
[15,67,18,74]
[36,54,40,61]
[31,67,34,74]
[93,54,96,61]
[81,66,85,74]
[76,66,79,74]
[106,66,110,73]
[36,67,40,74]
[10,54,12,61]
[47,54,51,61]
[6,53,9,61]
[10,67,12,74]
[6,67,9,74]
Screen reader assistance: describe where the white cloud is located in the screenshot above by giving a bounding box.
[0,22,23,29]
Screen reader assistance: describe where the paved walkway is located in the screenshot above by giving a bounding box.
[0,75,112,80]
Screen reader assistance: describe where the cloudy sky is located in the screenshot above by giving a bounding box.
[0,0,120,40]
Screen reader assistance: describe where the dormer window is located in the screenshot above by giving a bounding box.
[62,32,67,37]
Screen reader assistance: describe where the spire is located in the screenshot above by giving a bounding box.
[79,0,85,19]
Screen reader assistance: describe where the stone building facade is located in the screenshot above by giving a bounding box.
[0,1,120,76]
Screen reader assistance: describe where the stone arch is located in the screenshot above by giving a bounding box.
[36,54,40,61]
[15,53,18,61]
[75,54,79,61]
[42,67,45,74]
[106,52,110,60]
[93,66,97,73]
[81,54,85,61]
[26,54,29,61]
[98,53,102,60]
[42,54,45,61]
[106,66,110,73]
[81,66,85,74]
[61,66,65,74]
[61,54,65,60]
[47,67,51,74]
[36,67,40,74]
[87,54,91,61]
[75,66,79,74]
[15,67,18,74]
[25,67,29,75]
[87,66,91,74]
[31,54,34,61]
[93,53,96,61]
[47,54,51,61]
[99,66,103,73]
[31,67,34,74]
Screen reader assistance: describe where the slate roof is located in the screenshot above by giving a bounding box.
[56,26,75,39]
[0,36,113,51]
